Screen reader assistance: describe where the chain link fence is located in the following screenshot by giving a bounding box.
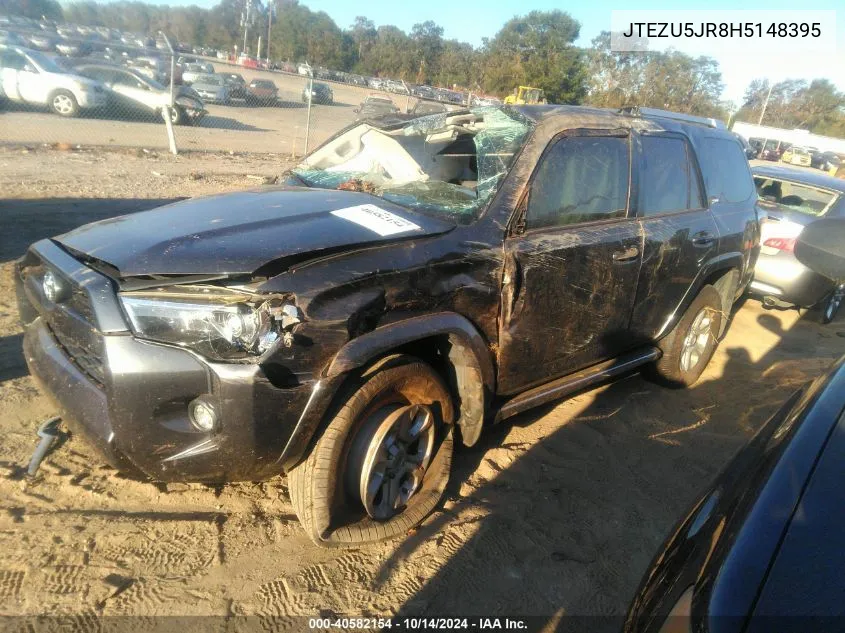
[0,23,466,160]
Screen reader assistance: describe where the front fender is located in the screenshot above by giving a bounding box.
[327,312,495,448]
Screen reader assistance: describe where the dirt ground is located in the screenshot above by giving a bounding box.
[2,146,844,628]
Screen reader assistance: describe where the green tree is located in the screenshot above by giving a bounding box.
[1,0,63,20]
[479,10,586,103]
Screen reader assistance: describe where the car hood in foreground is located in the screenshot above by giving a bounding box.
[55,187,454,277]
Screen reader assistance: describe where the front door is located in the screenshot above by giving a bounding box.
[498,130,644,395]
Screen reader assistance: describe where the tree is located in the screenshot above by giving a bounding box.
[735,78,845,134]
[585,31,725,118]
[410,20,443,83]
[1,0,63,20]
[479,10,586,104]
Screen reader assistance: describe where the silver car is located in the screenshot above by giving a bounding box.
[0,45,107,116]
[191,73,229,104]
[751,164,845,323]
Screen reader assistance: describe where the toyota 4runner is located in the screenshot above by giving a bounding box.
[16,105,759,545]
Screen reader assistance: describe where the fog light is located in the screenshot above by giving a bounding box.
[189,398,218,432]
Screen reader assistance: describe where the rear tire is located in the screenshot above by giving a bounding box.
[288,355,454,546]
[821,285,844,324]
[49,90,79,117]
[647,285,723,388]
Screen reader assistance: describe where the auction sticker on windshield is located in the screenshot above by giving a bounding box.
[331,205,423,237]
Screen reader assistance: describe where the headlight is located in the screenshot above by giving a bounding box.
[119,294,302,361]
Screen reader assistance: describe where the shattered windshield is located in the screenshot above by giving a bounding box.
[291,106,534,224]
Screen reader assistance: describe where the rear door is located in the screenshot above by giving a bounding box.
[629,132,720,341]
[497,129,644,394]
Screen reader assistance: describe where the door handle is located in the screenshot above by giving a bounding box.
[692,232,715,248]
[612,246,639,262]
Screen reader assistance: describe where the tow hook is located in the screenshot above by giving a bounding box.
[26,417,64,477]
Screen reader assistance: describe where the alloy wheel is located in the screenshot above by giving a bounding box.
[351,403,436,520]
[680,308,713,373]
[53,94,74,115]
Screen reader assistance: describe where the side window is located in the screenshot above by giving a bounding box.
[114,72,145,89]
[527,135,630,230]
[1,51,28,71]
[639,135,703,215]
[698,138,754,203]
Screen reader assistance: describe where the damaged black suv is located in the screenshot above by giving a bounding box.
[16,105,759,545]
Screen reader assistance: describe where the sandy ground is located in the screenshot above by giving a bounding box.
[0,63,415,154]
[2,147,845,627]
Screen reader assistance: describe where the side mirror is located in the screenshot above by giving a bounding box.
[795,218,845,282]
[23,63,37,73]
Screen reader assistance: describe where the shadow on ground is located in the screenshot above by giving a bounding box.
[373,300,844,630]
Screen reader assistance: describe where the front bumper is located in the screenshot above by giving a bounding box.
[17,241,317,483]
[77,91,108,108]
[750,249,834,307]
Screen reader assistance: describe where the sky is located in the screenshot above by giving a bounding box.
[149,0,844,104]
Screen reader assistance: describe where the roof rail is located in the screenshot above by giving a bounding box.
[618,105,726,129]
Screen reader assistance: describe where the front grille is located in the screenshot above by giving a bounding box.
[49,324,105,387]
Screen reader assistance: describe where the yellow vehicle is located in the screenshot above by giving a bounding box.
[504,86,546,105]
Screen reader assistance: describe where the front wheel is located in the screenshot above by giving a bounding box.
[49,90,79,117]
[288,355,454,546]
[161,106,182,125]
[821,284,844,324]
[647,285,723,388]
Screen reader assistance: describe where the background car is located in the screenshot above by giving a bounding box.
[751,164,845,322]
[625,349,845,633]
[221,72,246,99]
[73,62,205,125]
[245,79,277,106]
[733,132,758,160]
[301,81,332,104]
[0,45,107,116]
[759,139,789,161]
[190,73,229,104]
[354,95,400,121]
[816,151,842,173]
[781,146,812,167]
[409,100,448,116]
[181,62,212,84]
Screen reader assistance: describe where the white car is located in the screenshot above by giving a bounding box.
[182,62,214,84]
[73,63,206,125]
[297,62,312,76]
[0,45,107,116]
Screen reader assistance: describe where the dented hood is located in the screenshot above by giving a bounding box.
[55,187,454,277]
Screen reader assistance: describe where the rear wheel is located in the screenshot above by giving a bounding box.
[288,355,454,546]
[647,285,723,387]
[821,284,844,324]
[161,105,182,125]
[49,90,79,117]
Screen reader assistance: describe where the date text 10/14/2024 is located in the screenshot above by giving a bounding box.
[308,618,529,630]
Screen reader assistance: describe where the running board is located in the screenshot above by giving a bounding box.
[494,347,661,423]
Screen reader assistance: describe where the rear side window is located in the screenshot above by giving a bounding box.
[527,135,630,230]
[698,138,754,203]
[639,135,703,215]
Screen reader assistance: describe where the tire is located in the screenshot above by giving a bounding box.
[821,285,844,324]
[49,90,79,117]
[288,355,454,546]
[647,285,723,388]
[161,106,182,125]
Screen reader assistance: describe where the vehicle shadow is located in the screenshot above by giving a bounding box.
[0,334,26,383]
[373,302,845,629]
[197,116,270,132]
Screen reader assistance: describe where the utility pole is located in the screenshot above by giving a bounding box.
[257,35,262,60]
[758,83,774,125]
[242,0,250,56]
[267,4,272,64]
